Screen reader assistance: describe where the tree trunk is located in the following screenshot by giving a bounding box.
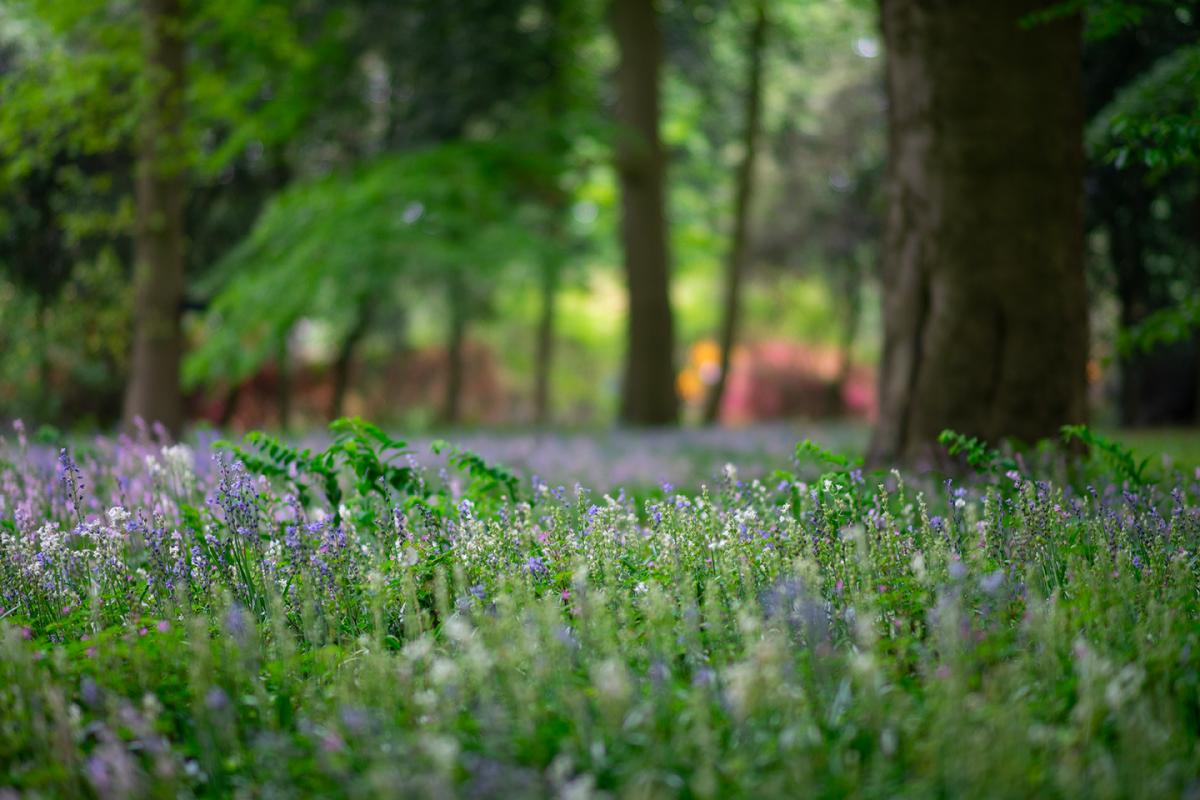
[123,0,187,437]
[218,382,241,428]
[276,334,292,433]
[329,300,374,420]
[703,0,768,425]
[1109,195,1147,427]
[827,261,863,416]
[1190,191,1200,424]
[533,255,559,425]
[35,296,53,416]
[440,276,467,426]
[612,0,678,426]
[869,0,1088,467]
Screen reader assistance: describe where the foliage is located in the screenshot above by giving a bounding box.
[1117,294,1200,356]
[936,429,1020,476]
[1061,423,1154,485]
[1087,42,1200,171]
[0,0,344,425]
[1023,0,1183,40]
[0,0,322,187]
[184,139,559,389]
[1,427,1199,795]
[935,425,1157,488]
[218,416,521,527]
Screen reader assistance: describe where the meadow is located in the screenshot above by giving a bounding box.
[1,418,1199,798]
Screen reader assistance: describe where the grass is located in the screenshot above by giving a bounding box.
[0,420,1198,798]
[1117,426,1200,472]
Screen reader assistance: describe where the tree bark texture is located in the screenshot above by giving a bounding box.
[869,0,1089,466]
[613,0,678,426]
[703,0,767,425]
[124,0,187,436]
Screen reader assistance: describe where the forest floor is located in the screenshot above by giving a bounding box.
[187,421,1200,492]
[399,422,1200,490]
[1119,426,1200,472]
[3,421,1198,796]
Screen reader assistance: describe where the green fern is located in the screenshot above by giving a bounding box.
[1060,424,1153,486]
[937,430,1019,476]
[219,417,522,527]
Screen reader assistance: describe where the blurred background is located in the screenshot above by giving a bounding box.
[0,0,1196,454]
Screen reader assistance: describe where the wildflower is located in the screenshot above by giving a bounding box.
[591,658,631,707]
[204,687,230,712]
[980,570,1004,594]
[948,558,966,580]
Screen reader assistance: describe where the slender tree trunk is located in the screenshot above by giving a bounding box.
[123,0,187,436]
[828,262,862,415]
[276,334,292,432]
[218,383,241,428]
[35,296,53,415]
[1109,199,1147,426]
[1195,196,1200,423]
[533,255,560,425]
[612,0,677,426]
[703,0,768,425]
[441,276,467,426]
[529,0,577,427]
[329,300,374,420]
[869,0,1088,466]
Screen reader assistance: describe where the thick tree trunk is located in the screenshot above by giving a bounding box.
[612,0,678,426]
[703,0,768,425]
[532,256,559,425]
[869,0,1088,466]
[123,0,187,436]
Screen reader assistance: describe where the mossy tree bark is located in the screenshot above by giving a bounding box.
[124,0,187,436]
[613,0,678,426]
[869,0,1089,466]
